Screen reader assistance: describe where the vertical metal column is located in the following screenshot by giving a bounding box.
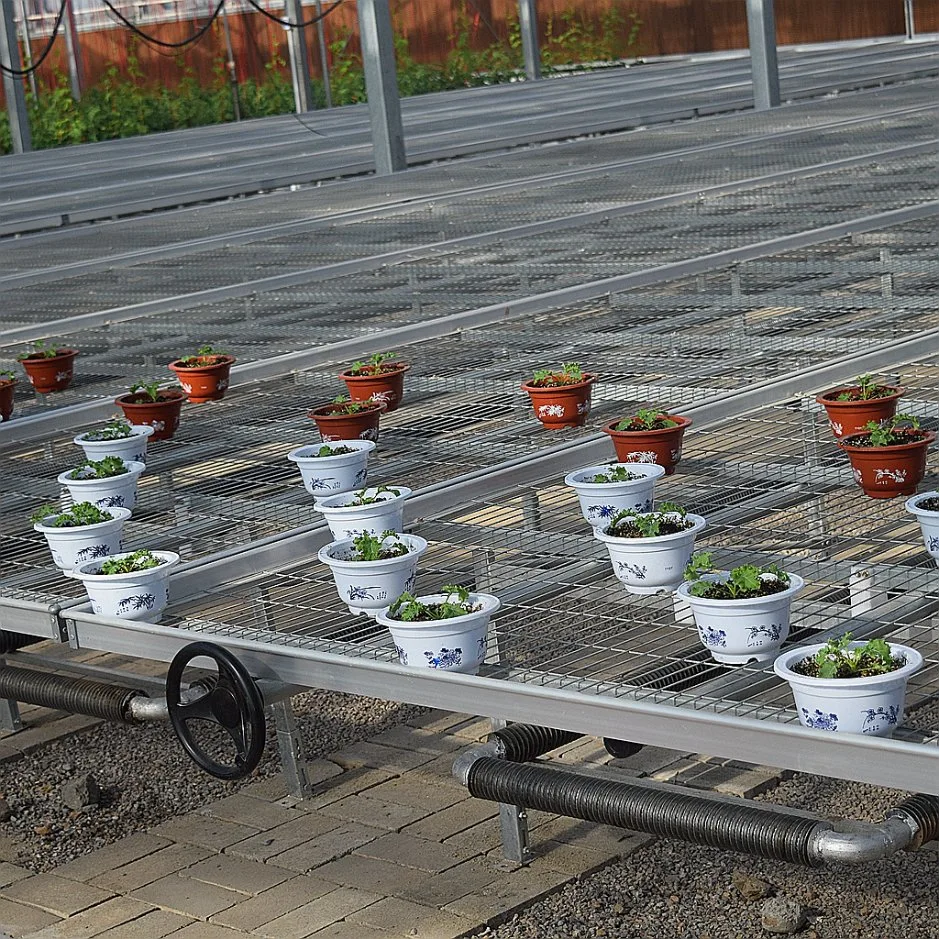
[61,0,83,99]
[357,0,405,174]
[284,0,313,113]
[314,0,332,107]
[219,2,241,121]
[745,0,780,110]
[15,0,36,98]
[904,0,916,40]
[0,0,31,153]
[518,0,540,81]
[271,699,312,799]
[490,718,533,866]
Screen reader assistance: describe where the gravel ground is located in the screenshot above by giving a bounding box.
[0,690,425,872]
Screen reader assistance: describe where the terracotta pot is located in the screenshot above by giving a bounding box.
[839,430,936,499]
[816,384,904,439]
[309,401,385,442]
[115,390,186,441]
[168,354,236,403]
[521,374,597,429]
[602,415,692,476]
[19,349,78,393]
[0,379,15,421]
[340,363,410,412]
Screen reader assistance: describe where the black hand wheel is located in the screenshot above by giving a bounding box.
[166,641,266,780]
[603,738,644,759]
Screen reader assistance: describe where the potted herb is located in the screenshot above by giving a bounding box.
[838,415,935,499]
[564,462,666,532]
[309,395,385,443]
[56,456,145,511]
[677,552,804,664]
[602,409,692,476]
[340,352,410,412]
[905,491,939,565]
[773,634,922,736]
[287,440,375,497]
[0,370,16,421]
[115,382,186,441]
[32,502,131,571]
[17,340,79,394]
[816,374,904,439]
[595,504,706,594]
[314,485,411,540]
[318,530,427,617]
[521,363,597,429]
[69,549,180,621]
[376,584,501,675]
[74,418,155,465]
[167,344,236,403]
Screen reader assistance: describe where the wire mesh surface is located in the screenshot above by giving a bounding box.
[153,359,939,747]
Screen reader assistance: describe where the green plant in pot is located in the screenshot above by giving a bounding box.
[168,343,236,404]
[16,339,79,394]
[114,381,186,441]
[309,394,386,444]
[816,373,904,439]
[521,362,597,429]
[340,351,411,412]
[602,407,692,475]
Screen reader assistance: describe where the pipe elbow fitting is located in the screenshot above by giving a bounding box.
[452,740,504,787]
[811,816,916,865]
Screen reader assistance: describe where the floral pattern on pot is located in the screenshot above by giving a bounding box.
[522,374,596,430]
[424,648,463,669]
[700,625,727,648]
[802,708,838,731]
[839,429,935,499]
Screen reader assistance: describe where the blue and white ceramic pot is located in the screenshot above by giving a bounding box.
[563,462,666,533]
[70,550,179,621]
[73,425,154,465]
[314,485,411,540]
[288,440,375,498]
[905,491,939,566]
[34,507,131,571]
[57,460,145,512]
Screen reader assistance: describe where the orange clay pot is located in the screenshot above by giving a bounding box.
[19,349,78,393]
[816,384,904,439]
[521,374,597,429]
[839,430,935,499]
[168,355,236,404]
[340,363,410,412]
[115,390,186,441]
[602,415,692,476]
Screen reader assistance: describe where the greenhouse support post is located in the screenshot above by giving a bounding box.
[746,0,780,109]
[518,0,540,81]
[0,0,31,152]
[904,0,916,39]
[285,0,313,113]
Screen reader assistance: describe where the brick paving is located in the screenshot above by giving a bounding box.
[0,697,788,939]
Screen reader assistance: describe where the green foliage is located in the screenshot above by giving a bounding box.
[32,501,112,527]
[83,419,134,441]
[0,370,15,382]
[684,551,790,600]
[348,530,410,561]
[350,352,398,375]
[346,485,401,506]
[100,550,162,575]
[835,374,890,402]
[861,414,920,447]
[17,339,63,361]
[128,381,163,402]
[531,362,584,387]
[605,501,688,538]
[798,633,903,679]
[588,465,642,483]
[329,394,379,414]
[177,344,227,367]
[614,409,678,432]
[313,443,358,457]
[68,456,130,480]
[388,583,478,621]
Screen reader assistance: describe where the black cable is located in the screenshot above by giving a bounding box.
[242,0,342,30]
[98,0,226,49]
[0,0,68,77]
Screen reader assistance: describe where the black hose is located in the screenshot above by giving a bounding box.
[467,758,824,866]
[0,665,145,723]
[890,794,939,848]
[489,724,583,762]
[0,631,42,655]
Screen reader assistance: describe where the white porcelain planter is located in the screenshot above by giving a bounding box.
[33,507,131,571]
[288,440,375,498]
[376,592,501,675]
[905,491,939,566]
[314,486,411,540]
[773,641,922,736]
[73,425,154,465]
[677,572,805,664]
[57,461,145,511]
[318,533,427,617]
[564,463,666,531]
[595,513,706,595]
[69,550,179,621]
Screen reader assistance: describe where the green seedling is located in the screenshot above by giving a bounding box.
[30,502,112,527]
[347,530,410,562]
[835,374,892,402]
[613,408,678,432]
[684,551,789,600]
[859,414,921,447]
[605,502,689,538]
[100,550,162,575]
[388,584,479,622]
[17,339,64,361]
[67,457,130,481]
[346,486,401,507]
[589,466,642,484]
[83,418,134,441]
[350,352,398,375]
[530,363,585,387]
[794,633,904,679]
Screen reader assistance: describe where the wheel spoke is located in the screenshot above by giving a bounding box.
[175,692,216,722]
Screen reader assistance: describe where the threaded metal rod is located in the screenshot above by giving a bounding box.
[489,725,583,762]
[0,665,144,723]
[468,758,825,866]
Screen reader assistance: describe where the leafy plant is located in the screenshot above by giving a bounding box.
[100,550,162,575]
[176,344,227,367]
[388,583,480,622]
[684,551,790,600]
[347,530,410,562]
[349,352,398,375]
[588,466,642,484]
[128,382,164,403]
[346,486,402,507]
[605,502,690,538]
[0,370,15,382]
[313,444,358,457]
[855,415,922,447]
[329,394,380,414]
[67,457,130,480]
[31,502,112,527]
[614,409,678,432]
[530,363,585,387]
[793,633,904,679]
[17,339,63,361]
[82,418,134,441]
[834,374,892,402]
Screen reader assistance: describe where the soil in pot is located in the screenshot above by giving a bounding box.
[839,417,935,499]
[309,397,385,442]
[521,363,596,429]
[816,375,904,439]
[603,410,691,475]
[340,353,410,412]
[0,377,16,421]
[168,346,236,403]
[18,346,78,393]
[115,386,185,441]
[906,491,939,565]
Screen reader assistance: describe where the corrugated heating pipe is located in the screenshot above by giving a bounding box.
[454,738,939,866]
[0,630,42,655]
